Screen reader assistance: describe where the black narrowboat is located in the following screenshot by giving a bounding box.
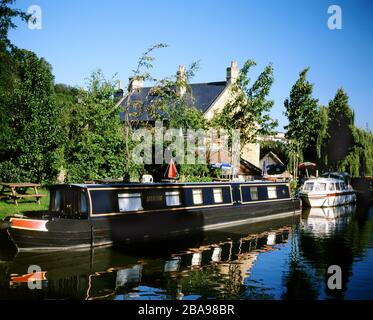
[1,181,301,251]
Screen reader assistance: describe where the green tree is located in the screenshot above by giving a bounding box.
[0,0,29,157]
[284,68,319,180]
[0,0,29,49]
[211,60,278,147]
[323,88,354,171]
[63,70,126,182]
[0,50,61,182]
[316,105,329,166]
[340,126,373,177]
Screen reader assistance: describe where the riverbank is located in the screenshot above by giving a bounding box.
[0,188,49,219]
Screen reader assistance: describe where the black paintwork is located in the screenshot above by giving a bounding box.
[5,181,301,250]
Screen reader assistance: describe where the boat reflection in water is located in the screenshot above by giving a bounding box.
[0,214,300,300]
[301,204,356,236]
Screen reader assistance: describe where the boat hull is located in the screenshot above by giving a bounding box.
[6,199,300,251]
[300,192,356,207]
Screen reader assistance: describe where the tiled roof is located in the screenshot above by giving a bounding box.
[119,81,227,120]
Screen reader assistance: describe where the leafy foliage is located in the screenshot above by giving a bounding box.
[212,60,278,147]
[0,0,29,49]
[0,49,61,183]
[284,68,319,178]
[322,89,354,171]
[62,71,126,182]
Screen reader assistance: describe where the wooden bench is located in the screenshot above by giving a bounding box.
[0,183,47,206]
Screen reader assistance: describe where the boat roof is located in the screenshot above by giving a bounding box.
[48,180,287,189]
[304,177,345,183]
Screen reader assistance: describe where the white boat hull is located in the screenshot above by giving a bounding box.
[300,192,356,207]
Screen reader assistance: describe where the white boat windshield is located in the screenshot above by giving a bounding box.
[303,182,314,191]
[315,182,327,191]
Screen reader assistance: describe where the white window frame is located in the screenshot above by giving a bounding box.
[118,193,143,212]
[267,186,277,199]
[192,189,203,205]
[165,191,181,206]
[213,188,223,203]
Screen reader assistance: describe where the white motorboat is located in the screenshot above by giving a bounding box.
[299,173,356,207]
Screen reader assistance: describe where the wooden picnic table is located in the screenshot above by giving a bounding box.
[0,183,47,206]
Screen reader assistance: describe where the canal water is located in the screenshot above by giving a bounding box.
[0,203,373,300]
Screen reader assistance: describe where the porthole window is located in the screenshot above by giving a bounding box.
[192,189,203,205]
[213,188,223,203]
[165,191,181,206]
[118,193,143,212]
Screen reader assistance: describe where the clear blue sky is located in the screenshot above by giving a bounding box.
[8,0,373,130]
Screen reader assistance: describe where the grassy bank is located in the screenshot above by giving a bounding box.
[0,188,49,219]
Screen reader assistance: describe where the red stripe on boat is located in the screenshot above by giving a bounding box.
[11,272,47,283]
[10,218,48,232]
[301,191,355,198]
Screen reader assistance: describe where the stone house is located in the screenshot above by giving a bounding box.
[116,61,261,175]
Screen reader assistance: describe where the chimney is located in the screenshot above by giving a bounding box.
[114,79,124,99]
[226,60,239,84]
[128,76,144,92]
[176,64,186,97]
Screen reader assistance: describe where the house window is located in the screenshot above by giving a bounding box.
[250,187,259,201]
[192,189,203,205]
[213,188,223,203]
[165,191,181,206]
[267,186,277,199]
[118,193,143,212]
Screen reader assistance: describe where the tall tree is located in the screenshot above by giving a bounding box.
[0,50,61,182]
[284,68,319,180]
[324,88,354,171]
[0,1,29,154]
[211,60,278,147]
[0,0,29,49]
[63,70,126,183]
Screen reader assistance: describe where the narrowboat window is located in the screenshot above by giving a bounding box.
[165,191,181,206]
[213,188,223,203]
[336,183,341,191]
[54,190,61,211]
[192,189,203,205]
[250,187,259,201]
[267,186,277,199]
[118,193,143,212]
[315,183,327,191]
[329,183,335,191]
[303,183,314,191]
[80,192,88,214]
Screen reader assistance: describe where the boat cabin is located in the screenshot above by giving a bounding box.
[48,182,291,219]
[302,178,348,193]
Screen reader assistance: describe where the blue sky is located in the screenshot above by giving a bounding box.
[8,0,373,130]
